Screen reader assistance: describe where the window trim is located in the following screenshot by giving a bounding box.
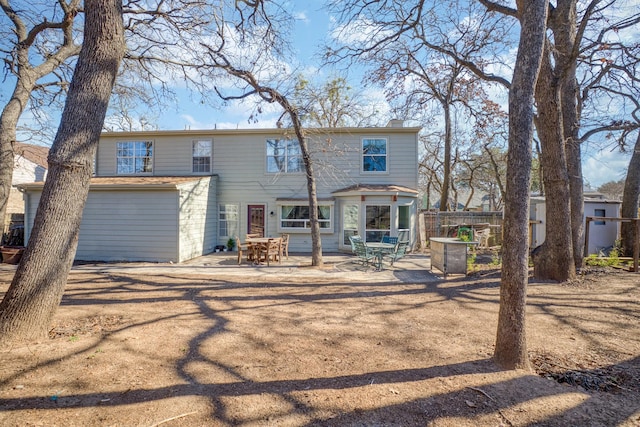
[266,138,304,174]
[364,204,391,242]
[593,208,606,225]
[218,203,239,238]
[192,139,212,174]
[116,140,154,175]
[277,202,334,234]
[361,137,388,174]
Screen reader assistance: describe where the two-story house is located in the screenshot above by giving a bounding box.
[19,121,421,262]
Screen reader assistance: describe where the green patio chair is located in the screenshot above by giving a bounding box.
[350,236,375,266]
[383,241,409,267]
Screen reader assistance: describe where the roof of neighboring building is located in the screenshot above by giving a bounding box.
[18,176,216,191]
[332,184,418,196]
[15,142,49,168]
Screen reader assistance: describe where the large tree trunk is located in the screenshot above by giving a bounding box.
[555,0,584,270]
[439,102,452,211]
[494,0,548,370]
[0,0,124,345]
[621,131,640,257]
[531,44,576,282]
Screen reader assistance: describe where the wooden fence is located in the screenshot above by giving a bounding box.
[420,211,503,248]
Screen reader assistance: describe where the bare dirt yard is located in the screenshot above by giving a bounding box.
[0,254,639,426]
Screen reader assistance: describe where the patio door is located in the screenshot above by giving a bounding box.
[248,204,265,237]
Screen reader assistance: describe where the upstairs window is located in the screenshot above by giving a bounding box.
[193,140,212,173]
[362,138,387,172]
[117,141,153,174]
[266,139,304,173]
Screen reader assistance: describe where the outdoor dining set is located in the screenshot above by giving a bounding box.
[233,233,407,270]
[235,234,289,266]
[348,235,409,271]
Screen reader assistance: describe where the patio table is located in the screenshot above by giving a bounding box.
[365,242,396,270]
[246,237,282,264]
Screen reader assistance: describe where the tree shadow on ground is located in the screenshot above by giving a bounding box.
[0,269,638,426]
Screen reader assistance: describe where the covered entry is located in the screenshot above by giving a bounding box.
[332,184,418,251]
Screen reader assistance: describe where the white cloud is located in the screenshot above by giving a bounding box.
[582,147,630,188]
[294,11,309,24]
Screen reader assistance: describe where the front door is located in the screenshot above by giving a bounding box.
[248,205,265,237]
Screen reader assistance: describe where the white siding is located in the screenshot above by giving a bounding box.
[13,157,47,184]
[91,127,420,257]
[25,190,179,262]
[177,177,217,262]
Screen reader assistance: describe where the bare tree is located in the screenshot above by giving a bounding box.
[327,0,509,212]
[0,0,217,236]
[0,0,125,345]
[198,1,324,266]
[0,0,81,234]
[293,75,381,128]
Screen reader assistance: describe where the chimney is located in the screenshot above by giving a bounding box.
[387,119,404,128]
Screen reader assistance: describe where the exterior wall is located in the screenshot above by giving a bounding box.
[529,198,621,255]
[7,157,47,220]
[96,127,420,254]
[13,157,47,184]
[584,201,621,255]
[96,129,419,191]
[24,189,180,262]
[177,177,218,262]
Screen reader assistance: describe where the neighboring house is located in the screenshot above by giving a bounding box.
[20,122,421,262]
[530,192,622,255]
[6,142,49,221]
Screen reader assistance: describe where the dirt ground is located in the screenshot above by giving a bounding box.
[0,253,639,426]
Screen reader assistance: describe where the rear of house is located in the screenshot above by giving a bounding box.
[20,122,421,262]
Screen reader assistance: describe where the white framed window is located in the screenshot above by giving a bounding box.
[343,204,359,246]
[266,139,304,173]
[362,138,387,172]
[193,140,212,173]
[365,204,390,242]
[116,141,153,174]
[279,204,332,230]
[219,204,239,238]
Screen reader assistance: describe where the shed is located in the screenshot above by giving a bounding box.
[19,176,218,263]
[530,194,621,255]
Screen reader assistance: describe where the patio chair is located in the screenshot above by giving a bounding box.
[475,228,491,248]
[350,238,375,266]
[235,235,251,264]
[256,238,281,266]
[381,235,398,245]
[280,233,290,259]
[348,235,362,253]
[383,241,409,267]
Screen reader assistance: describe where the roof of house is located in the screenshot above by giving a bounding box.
[18,176,215,191]
[15,142,49,168]
[100,125,423,139]
[332,184,418,196]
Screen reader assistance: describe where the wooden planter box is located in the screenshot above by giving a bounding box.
[1,246,25,264]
